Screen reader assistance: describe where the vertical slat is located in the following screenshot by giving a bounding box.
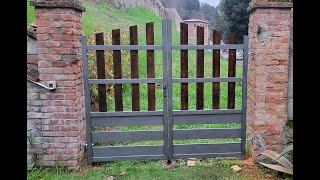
[95,33,107,112]
[112,29,123,111]
[162,19,169,160]
[228,33,237,109]
[212,30,221,109]
[241,35,249,156]
[196,26,204,110]
[130,25,140,111]
[167,20,173,160]
[180,23,188,110]
[81,36,93,163]
[146,22,156,111]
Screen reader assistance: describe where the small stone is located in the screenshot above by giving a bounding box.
[231,165,242,172]
[187,160,196,166]
[120,172,126,175]
[106,176,114,180]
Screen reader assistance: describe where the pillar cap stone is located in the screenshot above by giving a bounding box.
[31,0,86,12]
[247,1,293,13]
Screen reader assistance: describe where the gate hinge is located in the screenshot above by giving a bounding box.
[80,141,88,150]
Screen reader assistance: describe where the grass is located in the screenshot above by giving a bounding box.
[28,158,284,180]
[27,0,35,25]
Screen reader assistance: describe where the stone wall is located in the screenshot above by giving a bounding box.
[105,0,182,30]
[165,8,183,31]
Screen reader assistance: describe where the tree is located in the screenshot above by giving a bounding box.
[200,3,216,23]
[219,0,250,43]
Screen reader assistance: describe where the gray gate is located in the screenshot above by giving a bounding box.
[81,19,248,163]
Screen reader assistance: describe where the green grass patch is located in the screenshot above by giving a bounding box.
[28,158,281,180]
[27,0,35,24]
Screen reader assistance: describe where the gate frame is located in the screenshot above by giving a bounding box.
[81,19,248,163]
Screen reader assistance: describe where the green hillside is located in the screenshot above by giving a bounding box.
[27,0,242,112]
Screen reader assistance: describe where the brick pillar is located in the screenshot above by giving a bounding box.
[33,0,86,169]
[247,0,293,159]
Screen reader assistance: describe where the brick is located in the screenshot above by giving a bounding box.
[52,34,78,41]
[36,21,47,27]
[52,61,68,67]
[42,119,65,125]
[43,155,56,161]
[38,60,51,67]
[37,27,59,34]
[266,99,286,104]
[54,137,79,143]
[53,100,75,106]
[37,48,50,54]
[51,48,75,55]
[61,28,75,35]
[40,94,65,100]
[267,78,288,83]
[63,81,76,87]
[54,113,77,119]
[39,68,64,74]
[61,41,76,48]
[66,131,78,137]
[61,126,78,131]
[39,74,53,81]
[42,131,66,137]
[52,74,76,80]
[27,55,38,64]
[42,106,65,113]
[61,14,77,21]
[28,112,52,119]
[65,93,76,100]
[37,41,61,48]
[48,21,63,27]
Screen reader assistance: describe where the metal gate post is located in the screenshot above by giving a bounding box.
[162,20,169,160]
[241,35,249,156]
[81,36,93,163]
[166,19,173,160]
[162,19,173,160]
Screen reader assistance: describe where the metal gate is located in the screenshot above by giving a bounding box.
[81,19,248,163]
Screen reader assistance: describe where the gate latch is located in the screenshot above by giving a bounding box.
[163,85,167,97]
[156,83,163,89]
[80,141,88,150]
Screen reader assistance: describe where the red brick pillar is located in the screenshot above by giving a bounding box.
[247,0,293,160]
[33,0,86,169]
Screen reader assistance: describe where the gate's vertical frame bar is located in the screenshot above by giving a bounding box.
[241,35,249,156]
[162,19,169,159]
[166,19,173,160]
[81,36,93,163]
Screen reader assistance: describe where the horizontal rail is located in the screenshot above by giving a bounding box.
[172,77,242,83]
[173,152,242,159]
[173,143,241,155]
[89,78,164,84]
[172,44,244,50]
[87,45,163,51]
[91,111,163,117]
[91,115,163,127]
[173,128,241,140]
[173,109,242,115]
[174,114,242,125]
[92,155,165,162]
[92,145,163,157]
[92,130,163,142]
